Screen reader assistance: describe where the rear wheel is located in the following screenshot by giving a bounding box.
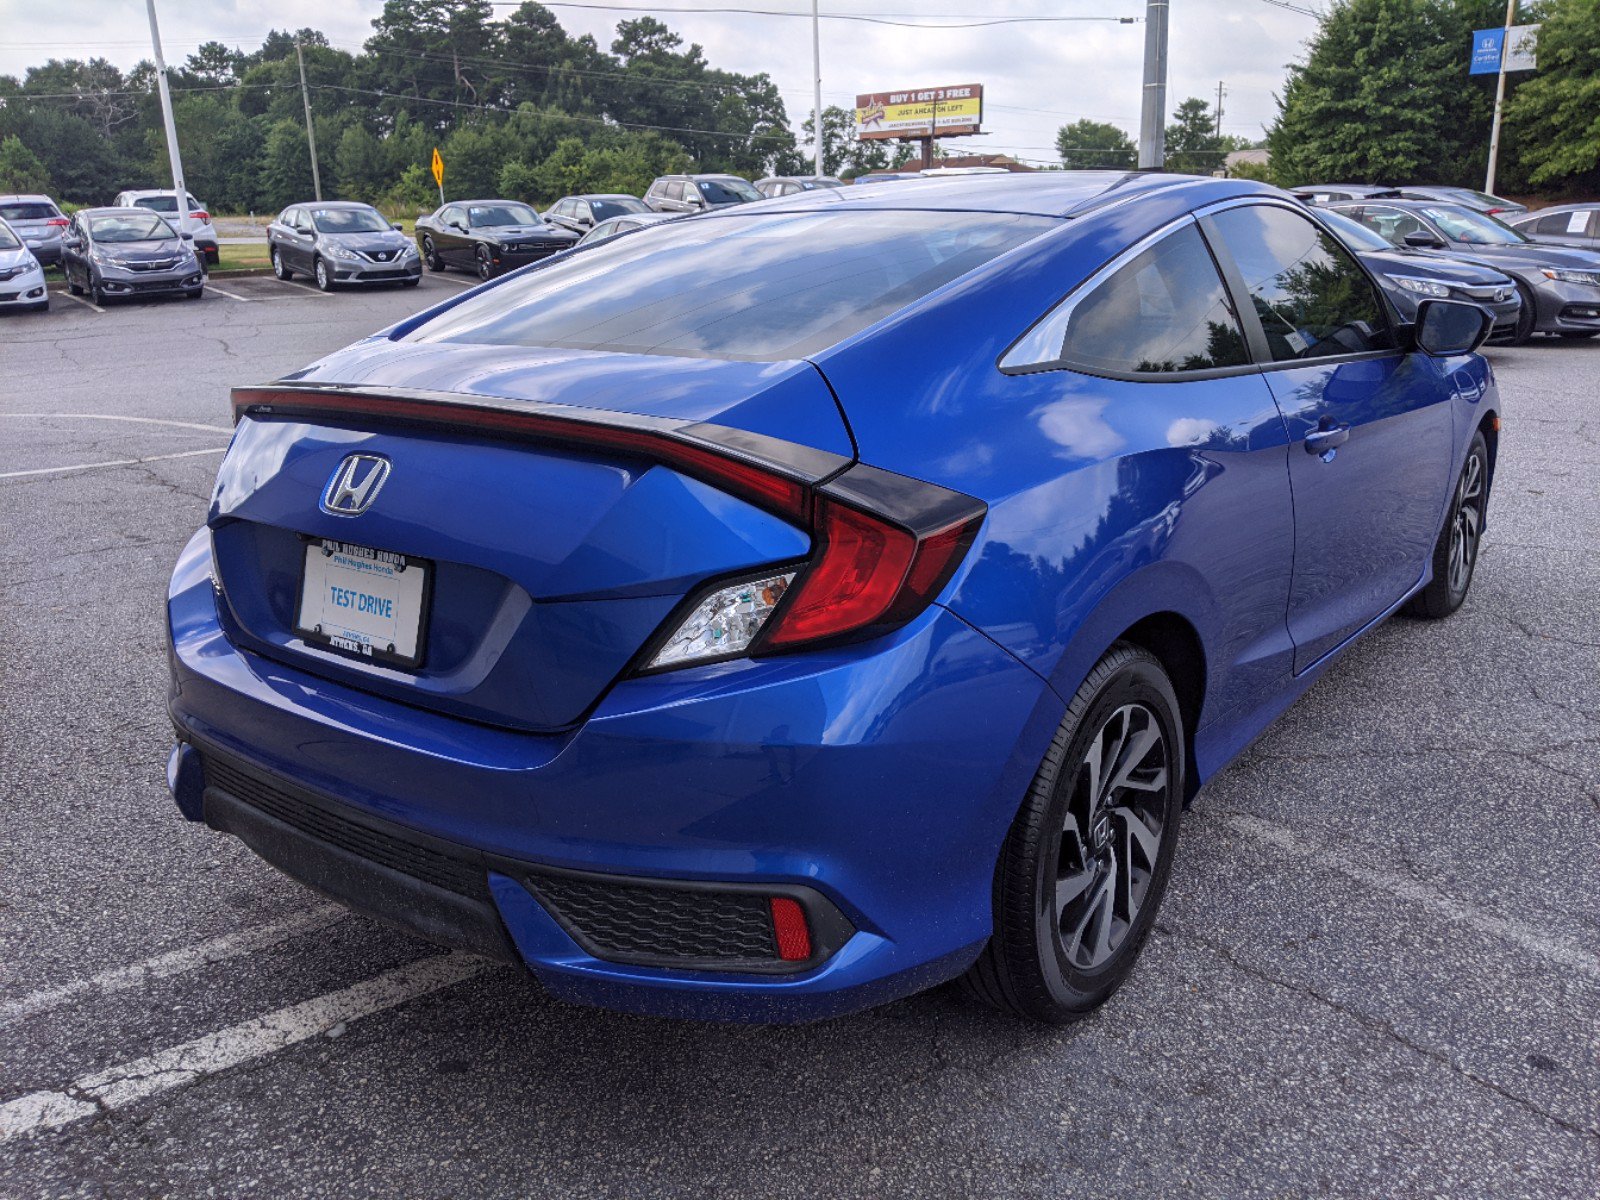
[314,256,333,292]
[271,246,292,281]
[1507,282,1536,345]
[422,236,444,272]
[964,643,1185,1023]
[1407,431,1489,619]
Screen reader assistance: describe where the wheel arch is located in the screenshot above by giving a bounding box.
[1113,612,1206,804]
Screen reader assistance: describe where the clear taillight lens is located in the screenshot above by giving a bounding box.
[647,571,796,670]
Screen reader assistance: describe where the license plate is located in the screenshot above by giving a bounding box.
[295,538,430,668]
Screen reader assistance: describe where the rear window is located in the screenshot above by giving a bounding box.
[0,202,59,221]
[405,209,1054,362]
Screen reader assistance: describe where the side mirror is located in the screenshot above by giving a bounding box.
[392,222,403,232]
[683,195,704,209]
[1413,298,1493,357]
[180,231,195,241]
[62,235,81,249]
[1403,231,1445,249]
[579,215,593,227]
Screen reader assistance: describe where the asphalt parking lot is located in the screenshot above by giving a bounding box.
[1,274,1596,1198]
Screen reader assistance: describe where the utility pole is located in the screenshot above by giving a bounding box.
[1484,0,1516,195]
[811,0,824,178]
[143,0,191,252]
[296,40,323,201]
[1138,0,1169,170]
[1214,80,1225,138]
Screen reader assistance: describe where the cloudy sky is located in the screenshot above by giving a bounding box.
[2,1,1321,162]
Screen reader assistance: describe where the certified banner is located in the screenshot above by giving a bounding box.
[855,84,984,140]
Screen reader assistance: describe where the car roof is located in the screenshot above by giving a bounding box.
[450,198,537,207]
[1327,197,1465,212]
[0,194,58,205]
[732,171,1275,218]
[575,193,643,201]
[77,206,158,217]
[294,200,375,210]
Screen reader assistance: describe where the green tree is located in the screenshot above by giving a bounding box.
[335,124,391,202]
[1055,119,1137,170]
[1267,0,1499,188]
[1166,97,1225,174]
[800,105,894,177]
[1503,0,1600,191]
[0,135,51,193]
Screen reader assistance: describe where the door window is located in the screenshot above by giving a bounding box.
[663,181,685,202]
[441,206,464,229]
[1209,205,1392,363]
[1342,204,1430,245]
[575,200,592,223]
[1002,222,1248,377]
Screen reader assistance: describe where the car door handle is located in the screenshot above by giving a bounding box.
[1304,424,1350,459]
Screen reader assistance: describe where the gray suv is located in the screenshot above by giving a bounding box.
[0,194,69,268]
[644,174,762,214]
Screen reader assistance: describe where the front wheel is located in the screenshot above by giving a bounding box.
[314,257,333,292]
[474,244,495,282]
[422,236,444,272]
[1407,431,1489,619]
[1507,282,1536,345]
[964,643,1185,1023]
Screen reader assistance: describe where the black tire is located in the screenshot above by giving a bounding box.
[91,276,107,306]
[313,256,334,292]
[964,642,1185,1023]
[402,276,420,288]
[1507,282,1536,345]
[68,271,83,297]
[271,246,292,281]
[1557,331,1598,340]
[474,244,495,282]
[422,236,445,272]
[1406,431,1489,619]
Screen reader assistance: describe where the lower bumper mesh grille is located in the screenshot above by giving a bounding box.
[525,870,780,964]
[202,756,488,899]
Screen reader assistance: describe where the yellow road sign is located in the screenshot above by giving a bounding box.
[431,148,444,187]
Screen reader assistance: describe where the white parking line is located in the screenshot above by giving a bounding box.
[206,283,254,302]
[56,290,104,314]
[0,446,227,481]
[1219,812,1600,979]
[0,413,232,434]
[0,953,489,1142]
[0,907,343,1023]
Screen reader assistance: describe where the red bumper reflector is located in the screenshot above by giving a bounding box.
[769,897,812,961]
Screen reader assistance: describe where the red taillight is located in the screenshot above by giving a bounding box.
[47,217,68,228]
[761,500,916,647]
[192,210,210,223]
[769,897,812,961]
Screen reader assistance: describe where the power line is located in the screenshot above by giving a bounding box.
[493,2,1139,28]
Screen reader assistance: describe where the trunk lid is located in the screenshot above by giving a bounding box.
[209,344,853,731]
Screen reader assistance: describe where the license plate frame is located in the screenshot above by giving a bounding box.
[293,536,432,669]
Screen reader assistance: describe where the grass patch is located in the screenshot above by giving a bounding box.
[212,244,272,273]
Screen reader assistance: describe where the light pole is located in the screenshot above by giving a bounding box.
[296,41,323,202]
[143,0,191,253]
[811,0,824,178]
[1138,0,1169,170]
[1484,0,1517,195]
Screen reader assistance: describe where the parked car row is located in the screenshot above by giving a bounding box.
[1295,185,1600,344]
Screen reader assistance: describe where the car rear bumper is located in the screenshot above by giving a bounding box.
[165,529,1057,1022]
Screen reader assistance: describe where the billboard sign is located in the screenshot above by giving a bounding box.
[854,84,983,140]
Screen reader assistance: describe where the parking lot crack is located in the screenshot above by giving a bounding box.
[1160,923,1600,1142]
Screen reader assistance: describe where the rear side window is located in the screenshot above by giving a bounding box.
[1208,205,1392,362]
[1002,223,1247,376]
[405,209,1054,362]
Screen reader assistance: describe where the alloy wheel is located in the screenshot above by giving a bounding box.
[271,247,285,279]
[1448,448,1484,596]
[1054,703,1170,971]
[475,246,493,281]
[315,259,329,291]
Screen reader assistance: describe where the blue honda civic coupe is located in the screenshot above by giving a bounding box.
[165,173,1499,1023]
